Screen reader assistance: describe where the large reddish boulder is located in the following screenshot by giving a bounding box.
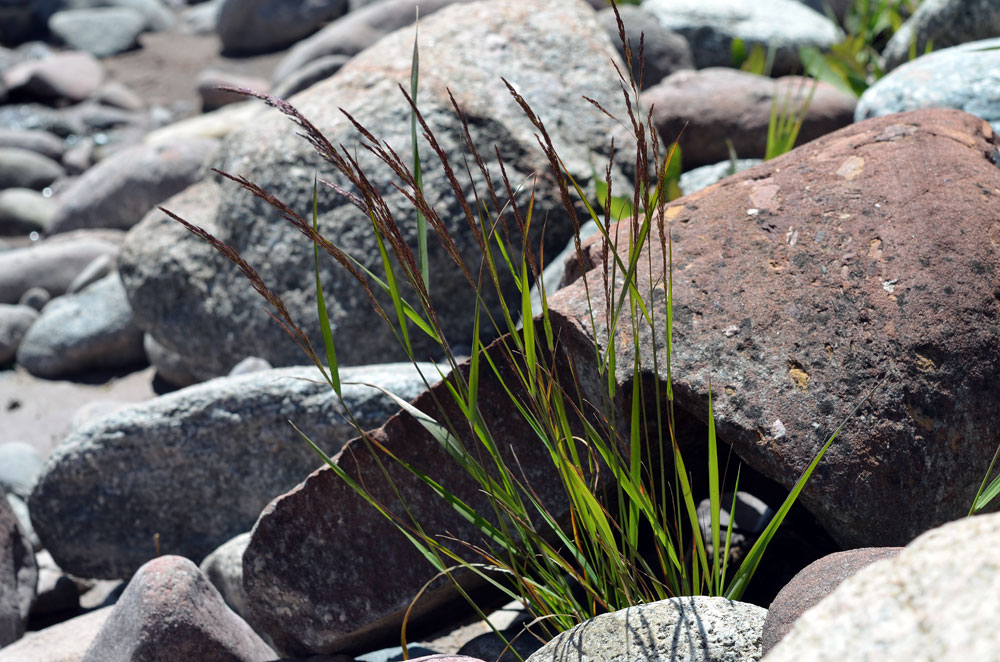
[553,107,1000,548]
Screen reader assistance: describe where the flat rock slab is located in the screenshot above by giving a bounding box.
[30,362,437,579]
[550,107,1000,548]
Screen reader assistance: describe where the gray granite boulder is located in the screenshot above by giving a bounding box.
[528,597,766,662]
[0,442,44,499]
[271,0,477,85]
[642,0,841,75]
[763,513,1000,661]
[0,304,38,365]
[121,0,632,380]
[16,272,146,378]
[857,37,1000,132]
[81,555,276,662]
[882,0,1000,72]
[216,0,349,55]
[49,138,219,234]
[0,229,122,304]
[0,129,65,163]
[30,362,438,578]
[0,494,36,647]
[0,147,64,190]
[48,7,146,57]
[0,188,57,235]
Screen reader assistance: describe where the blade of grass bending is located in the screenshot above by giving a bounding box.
[969,441,1000,515]
[706,384,721,594]
[410,10,429,292]
[725,373,889,600]
[311,176,341,398]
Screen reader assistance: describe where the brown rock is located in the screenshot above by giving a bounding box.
[761,547,901,653]
[642,68,856,167]
[243,338,593,655]
[553,107,1000,548]
[196,69,271,112]
[2,51,104,104]
[82,555,276,662]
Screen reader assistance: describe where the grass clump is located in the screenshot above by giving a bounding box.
[166,2,879,650]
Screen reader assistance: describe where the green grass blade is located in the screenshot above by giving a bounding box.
[410,12,429,292]
[970,441,1000,515]
[312,176,341,398]
[706,385,721,594]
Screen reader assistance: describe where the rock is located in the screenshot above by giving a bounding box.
[143,101,265,146]
[16,286,49,310]
[679,158,762,196]
[0,147,64,191]
[30,361,438,578]
[242,336,596,654]
[764,513,1000,660]
[796,0,852,22]
[199,532,250,620]
[696,491,774,552]
[31,549,80,616]
[641,0,841,75]
[122,0,631,380]
[547,108,1000,548]
[196,68,270,112]
[216,0,350,55]
[882,0,1000,72]
[0,188,57,235]
[0,493,36,646]
[271,0,476,84]
[4,495,38,552]
[16,272,146,377]
[643,68,856,167]
[0,229,122,304]
[2,50,104,104]
[0,605,111,662]
[0,304,38,365]
[142,332,200,387]
[48,138,218,234]
[228,356,272,376]
[179,0,220,35]
[80,555,276,662]
[528,597,766,662]
[761,547,901,654]
[0,442,44,498]
[95,80,145,111]
[269,54,351,100]
[856,38,1000,132]
[597,5,694,89]
[0,129,65,162]
[61,136,95,175]
[66,253,114,294]
[457,624,545,662]
[48,7,145,57]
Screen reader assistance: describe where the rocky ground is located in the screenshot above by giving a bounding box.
[1,0,1000,660]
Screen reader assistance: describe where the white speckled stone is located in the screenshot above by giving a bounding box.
[763,512,1000,662]
[528,597,766,662]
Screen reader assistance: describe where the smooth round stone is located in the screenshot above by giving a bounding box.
[0,188,57,235]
